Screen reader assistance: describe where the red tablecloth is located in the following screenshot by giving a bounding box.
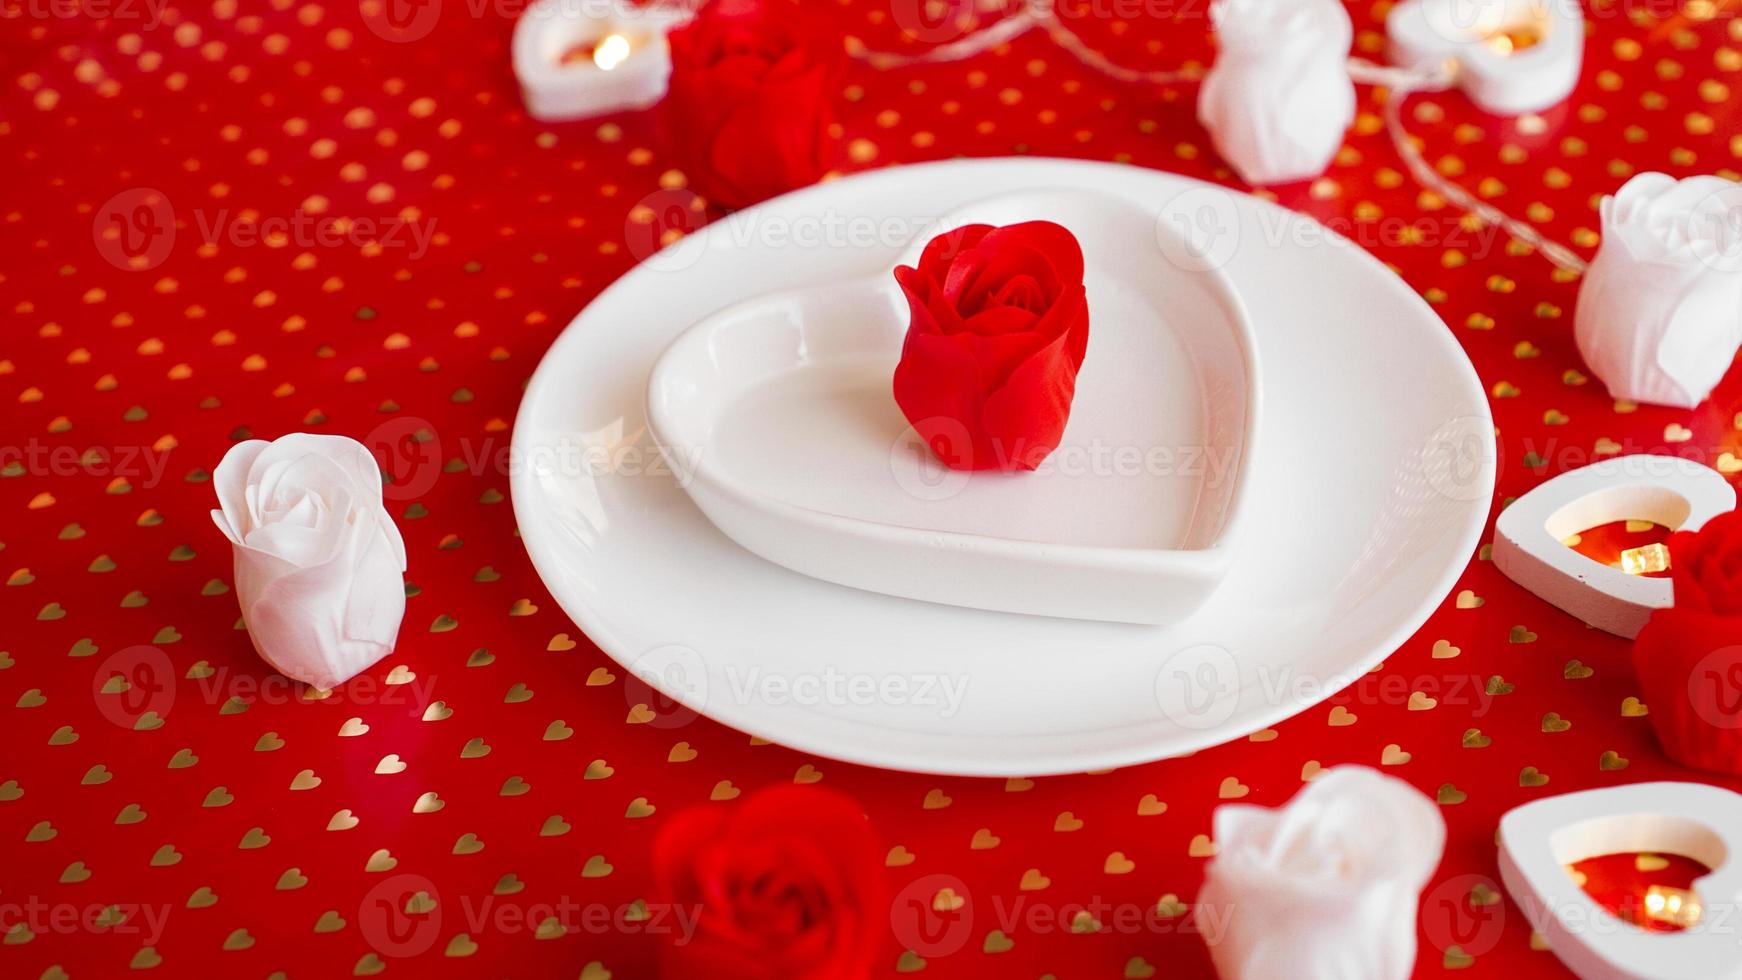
[4,1,1742,976]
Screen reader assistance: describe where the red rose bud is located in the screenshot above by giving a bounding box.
[892,221,1091,471]
[664,0,844,210]
[651,784,885,980]
[1632,510,1742,775]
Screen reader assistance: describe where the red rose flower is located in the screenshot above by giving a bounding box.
[892,221,1091,471]
[664,0,843,210]
[651,784,885,980]
[1633,509,1742,775]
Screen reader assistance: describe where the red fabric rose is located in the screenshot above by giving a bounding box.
[651,784,885,980]
[664,0,843,210]
[892,221,1091,471]
[1632,509,1742,775]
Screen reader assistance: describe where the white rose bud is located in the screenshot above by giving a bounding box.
[1198,767,1445,980]
[1575,172,1742,409]
[211,433,408,690]
[1197,0,1356,185]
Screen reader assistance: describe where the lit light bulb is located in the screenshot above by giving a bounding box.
[1620,543,1671,576]
[1643,886,1703,929]
[593,33,631,71]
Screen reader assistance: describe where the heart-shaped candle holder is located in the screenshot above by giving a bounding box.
[1493,454,1736,638]
[646,188,1259,625]
[1499,782,1742,980]
[512,0,690,122]
[1387,0,1584,115]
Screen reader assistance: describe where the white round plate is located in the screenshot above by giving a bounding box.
[511,158,1495,777]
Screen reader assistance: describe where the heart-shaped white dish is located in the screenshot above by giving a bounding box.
[1387,0,1584,115]
[646,188,1259,624]
[1499,782,1742,980]
[1493,454,1735,637]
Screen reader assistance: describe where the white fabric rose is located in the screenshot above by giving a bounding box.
[1197,767,1445,980]
[211,434,408,690]
[1575,172,1742,409]
[1197,0,1356,185]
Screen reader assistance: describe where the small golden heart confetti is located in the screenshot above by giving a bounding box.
[1217,776,1249,799]
[328,810,360,831]
[932,887,966,912]
[1519,766,1551,787]
[1381,744,1412,765]
[1599,750,1630,771]
[453,833,485,855]
[444,934,478,957]
[1621,697,1649,717]
[1136,794,1166,816]
[1019,868,1052,890]
[581,854,613,877]
[709,780,740,801]
[970,828,1002,849]
[1437,783,1469,805]
[1541,713,1572,733]
[1636,853,1670,872]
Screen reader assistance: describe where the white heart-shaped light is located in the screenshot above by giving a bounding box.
[645,188,1259,625]
[1499,782,1742,980]
[1387,0,1584,115]
[512,0,690,122]
[1493,454,1735,638]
